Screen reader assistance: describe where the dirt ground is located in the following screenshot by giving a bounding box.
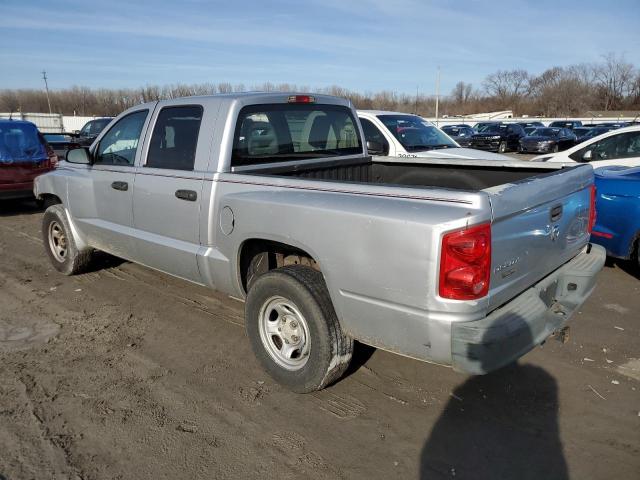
[0,198,638,480]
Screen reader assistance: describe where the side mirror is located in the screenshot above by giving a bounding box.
[582,150,592,162]
[66,147,92,164]
[366,140,386,156]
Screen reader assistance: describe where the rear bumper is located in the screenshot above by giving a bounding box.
[451,243,606,374]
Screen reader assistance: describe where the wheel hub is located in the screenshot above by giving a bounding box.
[259,296,310,371]
[48,221,68,263]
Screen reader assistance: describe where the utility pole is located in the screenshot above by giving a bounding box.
[41,70,52,114]
[414,85,419,115]
[434,66,441,126]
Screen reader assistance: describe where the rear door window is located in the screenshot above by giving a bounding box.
[232,104,362,167]
[146,105,203,171]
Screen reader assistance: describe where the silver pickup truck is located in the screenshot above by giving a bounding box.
[34,93,605,392]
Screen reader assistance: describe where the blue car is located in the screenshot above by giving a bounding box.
[592,166,640,267]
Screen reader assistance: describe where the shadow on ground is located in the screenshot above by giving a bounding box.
[0,198,42,217]
[420,319,568,480]
[605,256,639,279]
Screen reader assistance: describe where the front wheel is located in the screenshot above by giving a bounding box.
[498,141,507,153]
[42,204,93,275]
[245,265,353,393]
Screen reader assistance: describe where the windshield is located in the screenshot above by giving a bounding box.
[232,103,362,166]
[0,122,47,163]
[377,115,457,151]
[529,128,560,137]
[476,123,507,133]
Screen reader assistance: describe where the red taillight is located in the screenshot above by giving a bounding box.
[588,184,597,234]
[287,95,315,103]
[439,223,491,300]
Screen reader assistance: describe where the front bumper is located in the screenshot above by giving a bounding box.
[451,243,606,374]
[470,141,500,152]
[520,143,554,153]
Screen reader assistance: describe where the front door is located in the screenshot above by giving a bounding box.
[132,104,207,283]
[68,109,150,259]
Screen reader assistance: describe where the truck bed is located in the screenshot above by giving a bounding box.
[248,156,565,191]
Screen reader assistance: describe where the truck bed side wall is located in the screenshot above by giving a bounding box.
[200,174,492,365]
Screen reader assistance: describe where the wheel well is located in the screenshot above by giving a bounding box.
[38,193,62,208]
[239,239,319,293]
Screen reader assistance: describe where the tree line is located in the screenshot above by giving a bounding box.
[1,54,638,119]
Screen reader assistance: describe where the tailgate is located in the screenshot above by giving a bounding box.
[486,164,593,310]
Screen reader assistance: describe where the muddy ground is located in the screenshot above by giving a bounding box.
[0,199,638,480]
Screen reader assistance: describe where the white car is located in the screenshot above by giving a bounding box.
[357,110,510,161]
[532,125,640,167]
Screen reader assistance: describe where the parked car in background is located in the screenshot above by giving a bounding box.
[549,120,583,129]
[591,166,640,268]
[33,93,604,392]
[515,121,545,129]
[358,111,508,160]
[469,122,526,153]
[0,120,58,201]
[440,124,474,147]
[76,117,113,146]
[586,122,630,129]
[43,133,81,159]
[518,127,577,153]
[533,125,640,167]
[573,127,615,144]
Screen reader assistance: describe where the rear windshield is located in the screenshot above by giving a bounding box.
[231,104,362,167]
[0,123,46,162]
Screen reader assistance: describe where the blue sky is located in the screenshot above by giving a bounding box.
[1,0,639,95]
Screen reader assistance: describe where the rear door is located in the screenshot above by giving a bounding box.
[131,102,216,283]
[486,164,594,310]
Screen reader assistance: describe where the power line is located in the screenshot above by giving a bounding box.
[41,70,52,114]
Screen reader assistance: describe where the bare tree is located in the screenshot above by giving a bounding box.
[593,53,635,110]
[483,69,530,106]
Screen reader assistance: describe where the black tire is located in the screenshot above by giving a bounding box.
[42,204,93,275]
[498,141,507,153]
[553,144,559,153]
[245,265,353,393]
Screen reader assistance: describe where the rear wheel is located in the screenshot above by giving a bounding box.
[42,204,93,275]
[245,265,353,393]
[498,141,507,153]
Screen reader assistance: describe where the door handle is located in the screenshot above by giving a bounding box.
[111,181,128,191]
[175,189,197,202]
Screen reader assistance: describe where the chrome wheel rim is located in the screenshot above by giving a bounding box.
[258,296,310,371]
[48,220,67,263]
